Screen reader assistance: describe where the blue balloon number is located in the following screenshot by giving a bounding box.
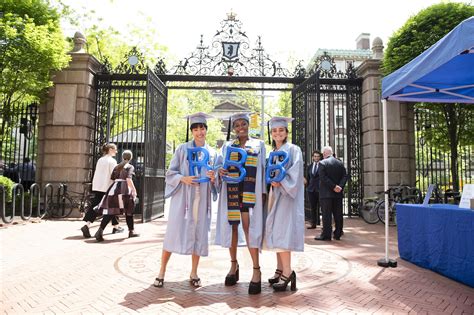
[187,147,212,183]
[222,146,247,183]
[266,151,289,183]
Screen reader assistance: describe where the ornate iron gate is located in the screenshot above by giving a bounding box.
[292,67,363,216]
[94,67,167,222]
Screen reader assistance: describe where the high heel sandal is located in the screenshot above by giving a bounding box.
[272,271,296,292]
[268,269,282,285]
[189,276,201,288]
[225,260,239,286]
[153,277,164,288]
[248,267,261,295]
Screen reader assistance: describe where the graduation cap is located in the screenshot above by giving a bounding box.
[185,112,214,142]
[226,112,251,141]
[267,116,294,144]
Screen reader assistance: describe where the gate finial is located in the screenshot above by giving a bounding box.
[71,32,86,53]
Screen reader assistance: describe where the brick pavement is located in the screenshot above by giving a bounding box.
[1,206,473,314]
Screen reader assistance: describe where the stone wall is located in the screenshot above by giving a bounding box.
[37,35,100,215]
[357,39,416,197]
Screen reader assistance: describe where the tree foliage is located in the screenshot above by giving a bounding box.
[382,2,474,75]
[0,0,70,158]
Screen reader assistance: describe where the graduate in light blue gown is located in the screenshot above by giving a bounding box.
[215,113,266,295]
[154,112,217,288]
[264,117,304,292]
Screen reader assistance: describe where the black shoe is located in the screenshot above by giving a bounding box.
[307,225,316,229]
[334,236,341,240]
[153,277,164,288]
[128,231,140,238]
[225,260,239,286]
[189,277,201,288]
[314,236,331,241]
[81,225,91,238]
[112,226,124,234]
[95,227,104,242]
[272,271,296,292]
[248,267,261,295]
[268,269,282,285]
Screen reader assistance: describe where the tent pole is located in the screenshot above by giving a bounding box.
[378,99,397,268]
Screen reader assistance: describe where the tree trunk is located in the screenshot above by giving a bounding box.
[443,105,460,192]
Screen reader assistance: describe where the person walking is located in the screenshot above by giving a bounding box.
[306,150,322,229]
[215,112,266,295]
[264,117,304,292]
[80,143,122,238]
[94,150,139,242]
[315,146,348,241]
[154,113,217,288]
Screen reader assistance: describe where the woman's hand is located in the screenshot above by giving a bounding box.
[181,176,199,186]
[218,167,228,177]
[271,182,282,187]
[207,170,216,184]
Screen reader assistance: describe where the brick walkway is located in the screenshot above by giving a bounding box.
[1,205,473,314]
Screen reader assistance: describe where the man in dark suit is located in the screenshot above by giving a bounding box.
[315,146,348,241]
[306,150,322,229]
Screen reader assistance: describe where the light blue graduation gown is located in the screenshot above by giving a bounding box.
[265,142,305,252]
[163,141,217,257]
[214,138,266,249]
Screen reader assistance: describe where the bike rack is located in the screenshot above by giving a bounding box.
[57,183,68,217]
[22,183,41,220]
[0,185,5,224]
[2,184,25,224]
[43,183,54,218]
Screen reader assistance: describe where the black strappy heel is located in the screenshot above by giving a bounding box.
[225,260,239,286]
[268,268,282,284]
[248,267,261,295]
[272,271,296,292]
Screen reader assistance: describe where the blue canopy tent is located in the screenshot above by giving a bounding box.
[379,16,474,267]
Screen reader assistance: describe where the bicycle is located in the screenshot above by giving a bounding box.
[360,185,422,225]
[376,185,421,226]
[46,183,93,218]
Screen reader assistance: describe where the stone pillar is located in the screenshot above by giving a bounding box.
[37,32,100,216]
[357,38,415,197]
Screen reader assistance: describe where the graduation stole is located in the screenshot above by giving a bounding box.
[226,139,258,225]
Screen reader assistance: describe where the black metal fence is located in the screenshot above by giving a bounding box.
[414,105,474,195]
[292,69,363,216]
[1,102,38,187]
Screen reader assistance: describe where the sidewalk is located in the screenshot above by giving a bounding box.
[1,208,473,314]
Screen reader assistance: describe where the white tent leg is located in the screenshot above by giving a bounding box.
[378,99,397,268]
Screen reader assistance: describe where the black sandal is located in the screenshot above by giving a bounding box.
[153,277,164,288]
[225,260,239,286]
[248,267,261,295]
[268,268,283,284]
[190,277,201,287]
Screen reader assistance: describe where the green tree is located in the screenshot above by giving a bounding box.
[167,89,223,149]
[0,0,70,157]
[382,2,474,192]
